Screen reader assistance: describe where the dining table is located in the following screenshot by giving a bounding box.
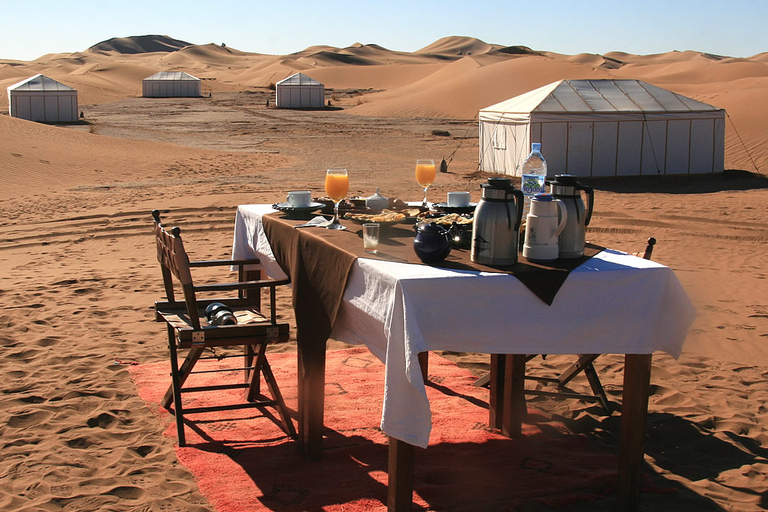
[231,203,696,511]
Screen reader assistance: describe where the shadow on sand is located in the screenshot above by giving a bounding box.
[182,390,744,511]
[581,169,768,194]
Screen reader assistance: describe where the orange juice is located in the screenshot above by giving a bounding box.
[325,172,349,202]
[415,161,436,187]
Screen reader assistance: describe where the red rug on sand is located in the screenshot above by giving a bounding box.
[129,347,618,511]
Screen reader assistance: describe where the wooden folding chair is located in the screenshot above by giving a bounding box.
[151,210,296,446]
[524,237,657,412]
[477,238,657,414]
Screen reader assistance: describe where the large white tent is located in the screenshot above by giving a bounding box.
[479,79,726,177]
[276,73,325,108]
[142,71,201,97]
[8,74,79,123]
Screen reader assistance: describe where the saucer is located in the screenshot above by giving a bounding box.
[272,202,324,217]
[432,202,478,214]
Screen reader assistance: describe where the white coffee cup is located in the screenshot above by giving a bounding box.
[287,190,312,207]
[447,191,471,207]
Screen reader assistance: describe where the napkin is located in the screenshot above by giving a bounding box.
[294,216,333,228]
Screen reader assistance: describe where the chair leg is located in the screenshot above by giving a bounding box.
[258,348,297,438]
[583,362,611,412]
[246,343,267,402]
[161,345,205,409]
[245,344,260,396]
[165,325,187,446]
[558,354,600,387]
[557,354,611,412]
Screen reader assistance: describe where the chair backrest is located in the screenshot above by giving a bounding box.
[642,237,656,260]
[152,210,201,329]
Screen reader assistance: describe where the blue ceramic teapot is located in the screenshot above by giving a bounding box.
[413,222,452,263]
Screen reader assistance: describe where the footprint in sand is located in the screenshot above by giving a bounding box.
[8,409,54,428]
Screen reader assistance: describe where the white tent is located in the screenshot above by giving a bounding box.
[479,79,726,177]
[142,71,201,97]
[7,74,78,123]
[276,73,325,108]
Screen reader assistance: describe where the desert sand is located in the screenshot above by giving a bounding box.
[1,35,767,511]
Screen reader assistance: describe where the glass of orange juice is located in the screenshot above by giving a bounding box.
[415,159,436,207]
[324,168,349,230]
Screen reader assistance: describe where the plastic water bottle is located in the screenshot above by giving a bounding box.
[520,142,547,220]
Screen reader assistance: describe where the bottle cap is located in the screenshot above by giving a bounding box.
[531,142,542,151]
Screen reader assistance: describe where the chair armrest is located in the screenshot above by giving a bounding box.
[194,278,290,293]
[189,258,261,268]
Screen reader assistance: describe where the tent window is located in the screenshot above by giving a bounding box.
[493,127,506,150]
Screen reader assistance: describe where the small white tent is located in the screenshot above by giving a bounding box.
[479,79,725,177]
[8,74,79,123]
[275,73,325,108]
[142,71,201,97]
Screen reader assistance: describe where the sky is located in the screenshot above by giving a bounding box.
[1,0,766,61]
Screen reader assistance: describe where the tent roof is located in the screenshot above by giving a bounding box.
[276,73,323,86]
[143,71,200,81]
[480,79,722,115]
[8,74,76,92]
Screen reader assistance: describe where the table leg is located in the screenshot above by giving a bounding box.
[488,354,506,429]
[617,353,652,511]
[501,354,527,438]
[418,352,429,383]
[297,342,327,460]
[387,436,415,512]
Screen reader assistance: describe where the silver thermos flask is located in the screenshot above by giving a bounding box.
[550,174,594,259]
[471,177,524,266]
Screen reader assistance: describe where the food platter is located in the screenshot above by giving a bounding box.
[343,211,407,228]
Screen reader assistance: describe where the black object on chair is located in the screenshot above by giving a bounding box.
[151,210,295,446]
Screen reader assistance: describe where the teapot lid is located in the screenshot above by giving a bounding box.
[366,187,388,201]
[416,221,449,234]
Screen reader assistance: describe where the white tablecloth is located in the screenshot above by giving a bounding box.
[232,204,696,448]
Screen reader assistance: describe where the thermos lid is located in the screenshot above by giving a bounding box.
[553,174,579,186]
[532,193,553,202]
[481,177,514,190]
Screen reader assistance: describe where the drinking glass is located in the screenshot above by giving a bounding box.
[415,159,436,207]
[324,168,349,230]
[363,223,380,253]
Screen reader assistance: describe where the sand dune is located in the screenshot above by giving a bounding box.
[1,34,767,511]
[89,35,193,54]
[2,33,762,171]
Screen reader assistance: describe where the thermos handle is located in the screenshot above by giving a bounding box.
[553,199,568,237]
[579,184,594,226]
[512,189,524,232]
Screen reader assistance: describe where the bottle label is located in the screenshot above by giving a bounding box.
[521,174,546,196]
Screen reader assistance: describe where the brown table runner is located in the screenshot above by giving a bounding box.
[262,213,602,367]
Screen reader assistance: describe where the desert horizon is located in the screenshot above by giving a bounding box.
[1,33,767,511]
